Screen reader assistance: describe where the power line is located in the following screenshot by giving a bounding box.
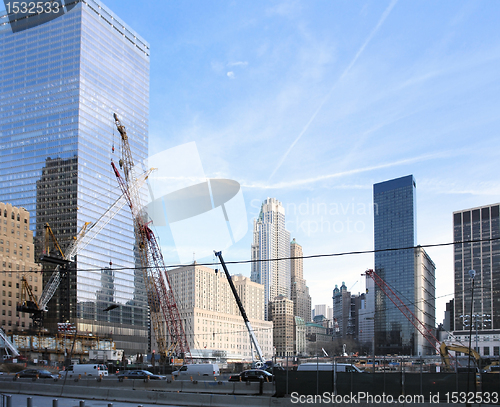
[24,235,498,273]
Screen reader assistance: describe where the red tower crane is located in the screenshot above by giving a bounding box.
[363,269,440,354]
[111,113,191,362]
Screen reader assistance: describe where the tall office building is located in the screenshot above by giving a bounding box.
[269,295,294,356]
[453,204,500,355]
[358,276,375,348]
[0,0,150,354]
[373,175,435,355]
[166,265,273,360]
[290,238,311,323]
[332,282,350,337]
[251,198,291,320]
[414,246,436,355]
[0,202,42,332]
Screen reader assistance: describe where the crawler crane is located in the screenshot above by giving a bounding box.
[111,113,191,362]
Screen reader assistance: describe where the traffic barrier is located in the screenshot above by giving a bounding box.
[1,380,293,406]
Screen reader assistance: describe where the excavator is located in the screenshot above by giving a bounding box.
[440,342,482,390]
[440,342,481,371]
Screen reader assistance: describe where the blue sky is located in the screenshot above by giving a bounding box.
[97,0,500,324]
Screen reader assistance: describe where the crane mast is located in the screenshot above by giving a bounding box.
[111,113,191,362]
[215,251,264,366]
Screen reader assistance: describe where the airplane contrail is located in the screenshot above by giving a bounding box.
[268,0,399,182]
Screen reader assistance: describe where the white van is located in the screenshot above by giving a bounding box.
[172,363,220,377]
[65,364,109,377]
[297,363,362,373]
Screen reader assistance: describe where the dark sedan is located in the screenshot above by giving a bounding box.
[13,369,59,380]
[228,369,273,382]
[117,370,164,381]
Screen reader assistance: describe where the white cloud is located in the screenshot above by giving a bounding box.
[227,71,235,79]
[227,61,248,67]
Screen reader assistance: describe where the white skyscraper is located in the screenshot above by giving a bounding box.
[251,198,291,320]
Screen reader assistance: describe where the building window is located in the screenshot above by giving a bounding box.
[484,347,490,356]
[494,347,499,356]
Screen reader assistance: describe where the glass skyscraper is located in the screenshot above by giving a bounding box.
[373,175,419,355]
[0,0,149,354]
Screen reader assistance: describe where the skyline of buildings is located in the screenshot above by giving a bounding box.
[1,194,498,358]
[0,0,150,354]
[0,2,497,360]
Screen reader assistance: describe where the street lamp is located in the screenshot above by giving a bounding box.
[466,269,475,402]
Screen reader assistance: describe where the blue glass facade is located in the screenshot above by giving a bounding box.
[0,0,150,354]
[373,175,417,355]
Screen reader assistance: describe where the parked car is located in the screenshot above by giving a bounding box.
[117,370,164,381]
[13,369,59,380]
[228,369,273,382]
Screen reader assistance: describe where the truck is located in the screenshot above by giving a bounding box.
[172,363,220,377]
[64,364,109,378]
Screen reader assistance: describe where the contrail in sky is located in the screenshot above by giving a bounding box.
[268,0,399,182]
[249,150,450,190]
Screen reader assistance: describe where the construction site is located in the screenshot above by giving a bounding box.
[1,114,192,368]
[1,116,498,382]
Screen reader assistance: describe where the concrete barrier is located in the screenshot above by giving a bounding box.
[61,384,101,399]
[0,380,22,393]
[163,379,183,392]
[106,388,157,403]
[233,381,261,395]
[0,377,294,406]
[156,391,211,406]
[199,380,234,394]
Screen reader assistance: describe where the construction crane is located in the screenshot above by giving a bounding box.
[17,177,149,327]
[0,327,20,358]
[111,113,191,363]
[363,269,440,354]
[214,251,265,368]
